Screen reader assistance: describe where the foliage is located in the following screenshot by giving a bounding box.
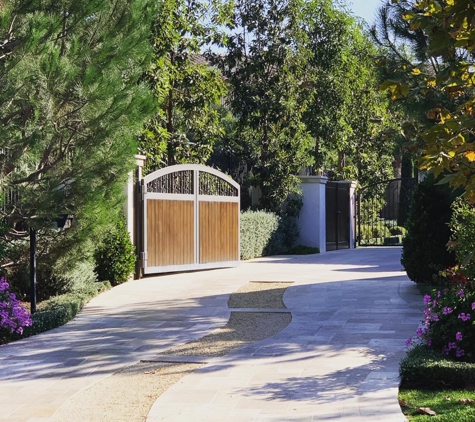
[399,388,475,421]
[6,255,98,302]
[0,0,157,275]
[240,210,297,260]
[360,223,391,241]
[390,226,407,236]
[304,0,395,184]
[139,0,230,173]
[283,245,320,255]
[14,281,111,342]
[449,198,475,279]
[214,0,313,214]
[400,345,475,389]
[407,267,475,363]
[380,0,475,201]
[0,278,31,343]
[94,220,136,286]
[401,175,456,284]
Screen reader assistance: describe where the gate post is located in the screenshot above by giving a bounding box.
[297,176,328,253]
[133,154,146,279]
[349,181,357,249]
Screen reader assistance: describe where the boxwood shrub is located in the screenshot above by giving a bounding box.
[400,345,475,389]
[16,281,111,340]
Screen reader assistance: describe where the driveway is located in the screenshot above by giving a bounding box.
[0,247,422,421]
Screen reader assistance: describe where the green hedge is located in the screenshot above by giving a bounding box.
[401,174,457,284]
[400,345,475,389]
[18,281,111,339]
[241,210,282,259]
[240,210,299,259]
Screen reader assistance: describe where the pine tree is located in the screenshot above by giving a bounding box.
[0,1,157,265]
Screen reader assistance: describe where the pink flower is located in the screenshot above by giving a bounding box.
[456,332,463,341]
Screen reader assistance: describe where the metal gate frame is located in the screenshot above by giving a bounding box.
[325,181,352,251]
[356,177,417,247]
[140,164,240,275]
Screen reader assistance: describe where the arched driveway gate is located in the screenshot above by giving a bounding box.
[139,164,240,274]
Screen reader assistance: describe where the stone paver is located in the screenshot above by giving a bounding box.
[0,247,422,421]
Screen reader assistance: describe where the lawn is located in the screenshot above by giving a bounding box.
[400,389,475,421]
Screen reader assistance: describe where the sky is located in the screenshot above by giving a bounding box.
[348,0,382,25]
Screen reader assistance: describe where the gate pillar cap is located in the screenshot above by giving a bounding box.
[134,154,146,167]
[299,176,328,184]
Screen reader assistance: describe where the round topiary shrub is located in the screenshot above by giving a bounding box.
[401,175,457,284]
[94,220,136,286]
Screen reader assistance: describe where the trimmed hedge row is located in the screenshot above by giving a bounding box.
[19,281,111,339]
[400,345,475,389]
[240,210,299,260]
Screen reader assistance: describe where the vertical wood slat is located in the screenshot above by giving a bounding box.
[147,199,194,267]
[199,201,239,264]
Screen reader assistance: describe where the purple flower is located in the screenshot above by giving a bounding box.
[424,294,432,305]
[456,289,465,298]
[437,291,441,298]
[405,338,412,347]
[443,307,453,315]
[427,338,433,347]
[472,302,475,311]
[456,348,465,358]
[0,278,32,336]
[432,314,439,322]
[448,342,457,350]
[416,327,424,337]
[458,313,471,322]
[456,332,463,341]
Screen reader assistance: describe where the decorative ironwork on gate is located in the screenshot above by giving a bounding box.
[356,178,417,247]
[139,164,240,275]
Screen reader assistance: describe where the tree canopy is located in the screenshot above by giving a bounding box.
[380,0,475,200]
[0,0,157,265]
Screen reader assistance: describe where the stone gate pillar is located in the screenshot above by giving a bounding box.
[297,176,328,253]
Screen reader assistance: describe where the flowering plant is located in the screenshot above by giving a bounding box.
[407,266,475,361]
[0,278,32,341]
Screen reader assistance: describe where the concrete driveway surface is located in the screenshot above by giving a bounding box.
[0,247,422,422]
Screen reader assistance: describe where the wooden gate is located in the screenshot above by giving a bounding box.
[140,165,240,274]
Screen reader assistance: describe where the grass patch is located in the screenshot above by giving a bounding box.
[399,389,475,421]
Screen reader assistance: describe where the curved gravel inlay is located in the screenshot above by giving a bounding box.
[49,280,293,422]
[227,281,294,309]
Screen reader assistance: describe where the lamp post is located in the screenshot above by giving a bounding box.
[29,228,36,314]
[29,214,74,314]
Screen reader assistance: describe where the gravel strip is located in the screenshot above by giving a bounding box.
[227,281,293,309]
[50,362,203,422]
[50,281,293,421]
[159,311,292,357]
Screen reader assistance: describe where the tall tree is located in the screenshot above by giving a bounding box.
[140,0,230,174]
[0,1,157,266]
[214,0,312,214]
[303,0,395,185]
